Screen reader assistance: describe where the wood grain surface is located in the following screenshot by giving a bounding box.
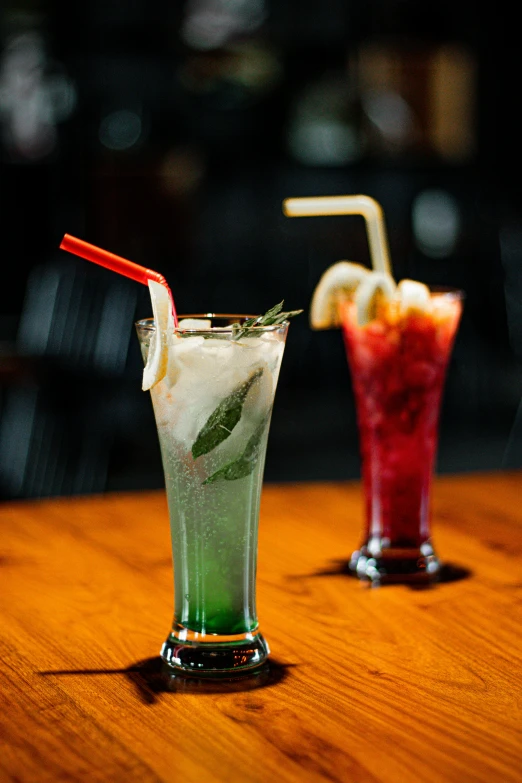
[1,471,522,783]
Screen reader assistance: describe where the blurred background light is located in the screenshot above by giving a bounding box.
[181,0,267,51]
[287,74,360,166]
[98,109,143,151]
[288,118,358,166]
[0,30,76,161]
[361,89,415,148]
[412,188,460,259]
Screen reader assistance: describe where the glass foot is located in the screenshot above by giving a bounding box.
[350,539,441,585]
[161,625,270,677]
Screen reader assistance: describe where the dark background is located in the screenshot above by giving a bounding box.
[1,0,522,499]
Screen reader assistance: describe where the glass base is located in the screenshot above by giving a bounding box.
[160,624,270,677]
[349,539,441,585]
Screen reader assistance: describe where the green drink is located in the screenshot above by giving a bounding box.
[56,236,299,675]
[136,313,290,676]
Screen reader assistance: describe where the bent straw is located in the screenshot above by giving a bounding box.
[59,234,178,326]
[283,195,392,276]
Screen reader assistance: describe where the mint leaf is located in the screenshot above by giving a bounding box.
[191,367,263,459]
[232,301,303,340]
[203,417,268,484]
[248,301,284,326]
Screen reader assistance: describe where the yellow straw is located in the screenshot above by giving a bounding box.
[283,195,392,276]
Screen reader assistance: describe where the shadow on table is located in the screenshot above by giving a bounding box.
[38,656,293,704]
[304,559,472,589]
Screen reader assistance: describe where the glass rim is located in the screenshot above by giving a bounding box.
[340,286,465,303]
[135,314,290,334]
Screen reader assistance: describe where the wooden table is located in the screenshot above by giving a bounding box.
[1,472,522,783]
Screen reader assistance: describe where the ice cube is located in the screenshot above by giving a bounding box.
[178,318,212,329]
[164,335,206,387]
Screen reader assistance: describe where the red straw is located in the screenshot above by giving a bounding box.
[60,234,178,325]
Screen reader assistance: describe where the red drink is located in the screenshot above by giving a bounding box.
[341,290,463,584]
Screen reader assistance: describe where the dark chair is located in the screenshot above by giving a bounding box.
[0,256,138,499]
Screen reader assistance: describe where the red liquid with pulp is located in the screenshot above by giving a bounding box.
[341,292,462,580]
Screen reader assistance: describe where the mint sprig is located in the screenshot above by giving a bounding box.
[191,367,263,459]
[203,416,268,484]
[232,301,303,340]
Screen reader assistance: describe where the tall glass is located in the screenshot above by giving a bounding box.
[341,290,463,584]
[136,315,288,676]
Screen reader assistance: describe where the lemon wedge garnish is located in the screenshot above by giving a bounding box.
[310,261,370,329]
[355,272,396,326]
[397,279,431,315]
[142,280,175,391]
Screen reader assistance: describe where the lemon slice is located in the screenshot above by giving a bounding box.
[355,272,396,326]
[397,279,431,315]
[142,280,175,391]
[310,261,370,329]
